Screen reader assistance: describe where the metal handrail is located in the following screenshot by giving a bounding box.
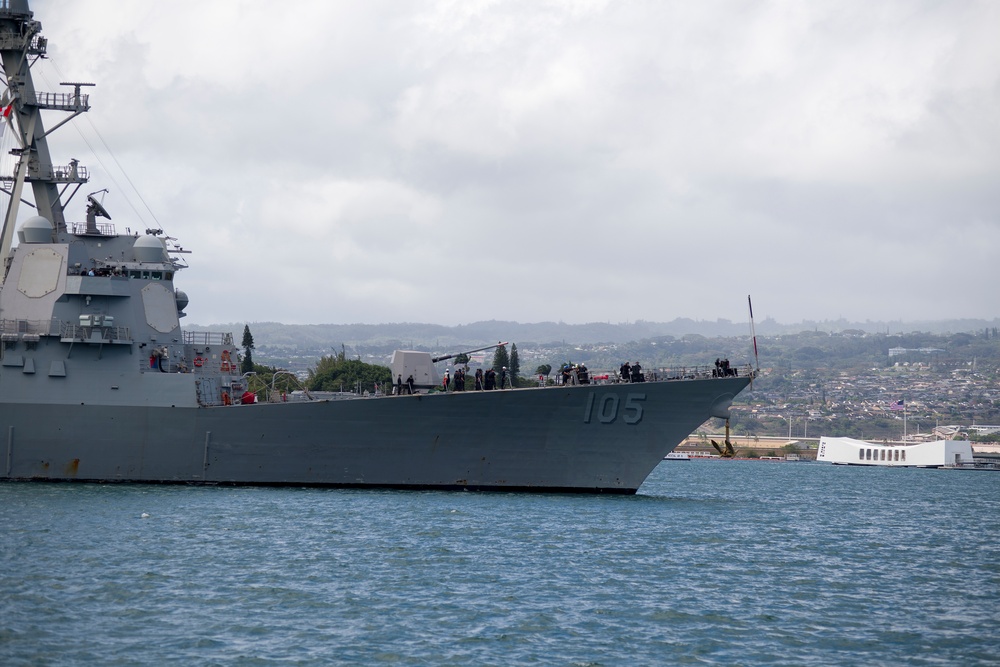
[27,91,90,110]
[0,318,60,336]
[183,331,233,346]
[60,323,131,342]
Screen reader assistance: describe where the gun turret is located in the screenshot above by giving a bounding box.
[432,341,508,364]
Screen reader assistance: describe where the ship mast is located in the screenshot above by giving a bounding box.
[0,0,91,278]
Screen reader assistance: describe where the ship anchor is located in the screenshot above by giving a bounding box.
[711,419,738,458]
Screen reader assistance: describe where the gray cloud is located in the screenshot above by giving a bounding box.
[21,0,999,327]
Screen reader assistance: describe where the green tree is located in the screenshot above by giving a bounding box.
[492,344,510,374]
[240,324,255,374]
[455,352,470,366]
[509,343,521,386]
[536,364,552,377]
[307,346,391,394]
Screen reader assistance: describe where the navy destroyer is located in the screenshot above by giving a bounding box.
[0,0,753,493]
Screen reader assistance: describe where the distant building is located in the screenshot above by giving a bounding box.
[933,425,963,439]
[888,347,945,357]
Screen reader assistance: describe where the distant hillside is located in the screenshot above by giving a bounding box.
[189,318,1000,349]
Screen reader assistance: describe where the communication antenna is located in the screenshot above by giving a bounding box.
[87,189,111,218]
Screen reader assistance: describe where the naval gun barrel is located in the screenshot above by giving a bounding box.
[432,341,508,364]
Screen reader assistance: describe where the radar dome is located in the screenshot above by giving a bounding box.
[133,235,168,263]
[20,216,54,244]
[175,289,189,314]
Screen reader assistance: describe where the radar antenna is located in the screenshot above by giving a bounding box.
[86,189,111,233]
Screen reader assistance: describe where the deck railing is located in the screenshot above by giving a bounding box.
[184,331,235,347]
[60,322,131,343]
[559,364,754,385]
[28,90,90,111]
[0,318,60,337]
[67,221,114,236]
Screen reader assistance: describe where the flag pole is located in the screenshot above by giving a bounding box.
[747,295,760,374]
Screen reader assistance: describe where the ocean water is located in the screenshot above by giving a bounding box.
[2,462,998,666]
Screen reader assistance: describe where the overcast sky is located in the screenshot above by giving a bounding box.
[16,0,1000,327]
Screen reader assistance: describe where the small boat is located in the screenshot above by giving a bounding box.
[663,452,690,461]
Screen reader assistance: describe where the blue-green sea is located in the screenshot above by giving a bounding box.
[2,461,998,666]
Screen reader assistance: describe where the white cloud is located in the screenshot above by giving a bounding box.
[18,0,1000,327]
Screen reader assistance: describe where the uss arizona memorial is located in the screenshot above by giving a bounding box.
[817,437,974,468]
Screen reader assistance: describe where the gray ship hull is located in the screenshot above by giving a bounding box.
[0,1,755,495]
[1,377,750,493]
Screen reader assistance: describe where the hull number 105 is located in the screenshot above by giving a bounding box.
[583,392,646,424]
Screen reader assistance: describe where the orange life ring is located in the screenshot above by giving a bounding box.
[220,350,232,372]
[193,357,204,367]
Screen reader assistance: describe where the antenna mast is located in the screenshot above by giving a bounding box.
[0,5,92,277]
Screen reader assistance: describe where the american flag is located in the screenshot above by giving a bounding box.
[889,400,905,411]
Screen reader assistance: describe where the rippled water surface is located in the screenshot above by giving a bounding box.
[3,462,998,665]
